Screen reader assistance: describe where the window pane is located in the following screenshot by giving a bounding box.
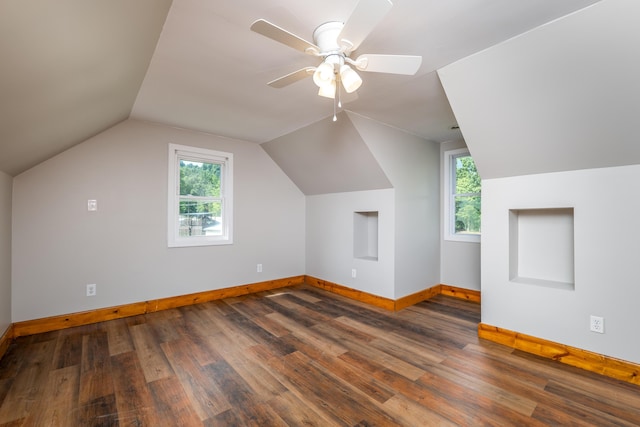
[454,195,481,234]
[179,160,221,197]
[179,200,223,237]
[455,155,480,195]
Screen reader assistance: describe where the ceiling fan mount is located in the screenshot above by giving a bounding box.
[250,0,422,100]
[312,21,345,55]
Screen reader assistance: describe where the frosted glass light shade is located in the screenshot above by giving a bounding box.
[340,65,362,93]
[313,62,335,88]
[318,79,336,98]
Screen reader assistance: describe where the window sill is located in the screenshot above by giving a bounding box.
[168,237,233,248]
[444,234,481,243]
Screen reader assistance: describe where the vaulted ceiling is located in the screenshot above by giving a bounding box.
[0,0,600,176]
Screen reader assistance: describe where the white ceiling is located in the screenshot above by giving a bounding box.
[0,0,600,176]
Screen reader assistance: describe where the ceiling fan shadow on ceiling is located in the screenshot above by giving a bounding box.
[250,0,422,120]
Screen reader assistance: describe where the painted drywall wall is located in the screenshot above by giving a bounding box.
[440,140,481,291]
[438,0,640,179]
[482,165,640,364]
[347,113,440,298]
[11,119,305,322]
[261,112,392,195]
[306,189,395,299]
[0,171,11,335]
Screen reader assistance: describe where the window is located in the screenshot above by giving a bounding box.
[168,144,233,247]
[444,148,481,242]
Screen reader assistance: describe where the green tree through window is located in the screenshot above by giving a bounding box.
[178,160,222,236]
[453,155,481,235]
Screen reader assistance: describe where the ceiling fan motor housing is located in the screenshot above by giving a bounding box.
[313,21,346,56]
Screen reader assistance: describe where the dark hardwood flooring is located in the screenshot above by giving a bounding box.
[1,284,639,426]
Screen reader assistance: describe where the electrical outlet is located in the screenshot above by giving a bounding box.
[257,264,262,273]
[86,284,97,297]
[590,315,604,333]
[87,199,97,211]
[351,269,357,279]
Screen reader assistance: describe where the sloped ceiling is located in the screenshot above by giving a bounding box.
[0,0,601,176]
[261,112,391,195]
[439,0,640,179]
[0,0,172,176]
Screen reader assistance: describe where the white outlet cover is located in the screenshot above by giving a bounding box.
[590,315,604,333]
[87,199,98,211]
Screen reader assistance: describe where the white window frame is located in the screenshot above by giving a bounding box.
[443,148,480,243]
[168,143,233,247]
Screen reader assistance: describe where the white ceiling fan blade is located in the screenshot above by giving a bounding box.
[338,0,393,53]
[251,19,320,55]
[267,67,315,88]
[354,54,422,75]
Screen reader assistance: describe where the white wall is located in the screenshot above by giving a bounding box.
[11,119,305,322]
[438,0,640,180]
[440,140,481,291]
[0,171,11,335]
[348,113,440,298]
[482,165,640,364]
[438,0,640,364]
[306,189,395,299]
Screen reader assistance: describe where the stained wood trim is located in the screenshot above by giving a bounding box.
[440,284,481,303]
[0,324,14,359]
[478,323,640,386]
[305,278,479,311]
[304,276,396,311]
[8,275,476,340]
[395,285,442,310]
[12,276,304,338]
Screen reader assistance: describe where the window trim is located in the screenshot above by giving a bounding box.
[443,148,480,243]
[168,143,233,248]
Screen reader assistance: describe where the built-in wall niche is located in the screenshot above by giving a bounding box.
[509,208,575,290]
[354,211,379,261]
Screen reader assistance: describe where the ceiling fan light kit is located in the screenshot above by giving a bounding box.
[317,79,337,99]
[250,0,421,112]
[312,59,336,88]
[313,55,362,96]
[339,64,362,93]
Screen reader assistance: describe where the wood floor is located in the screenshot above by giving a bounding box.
[1,285,639,426]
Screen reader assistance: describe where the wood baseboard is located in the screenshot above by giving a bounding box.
[305,277,479,311]
[0,324,14,360]
[440,284,481,303]
[6,275,476,342]
[304,276,396,310]
[395,285,442,310]
[12,276,304,338]
[478,323,640,386]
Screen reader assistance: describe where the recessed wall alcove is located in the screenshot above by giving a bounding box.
[509,207,575,290]
[354,211,379,261]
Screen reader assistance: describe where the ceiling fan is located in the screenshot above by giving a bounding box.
[250,0,422,103]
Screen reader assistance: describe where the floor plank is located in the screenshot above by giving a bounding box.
[26,365,80,426]
[0,285,639,426]
[161,338,231,420]
[110,351,165,426]
[129,323,174,383]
